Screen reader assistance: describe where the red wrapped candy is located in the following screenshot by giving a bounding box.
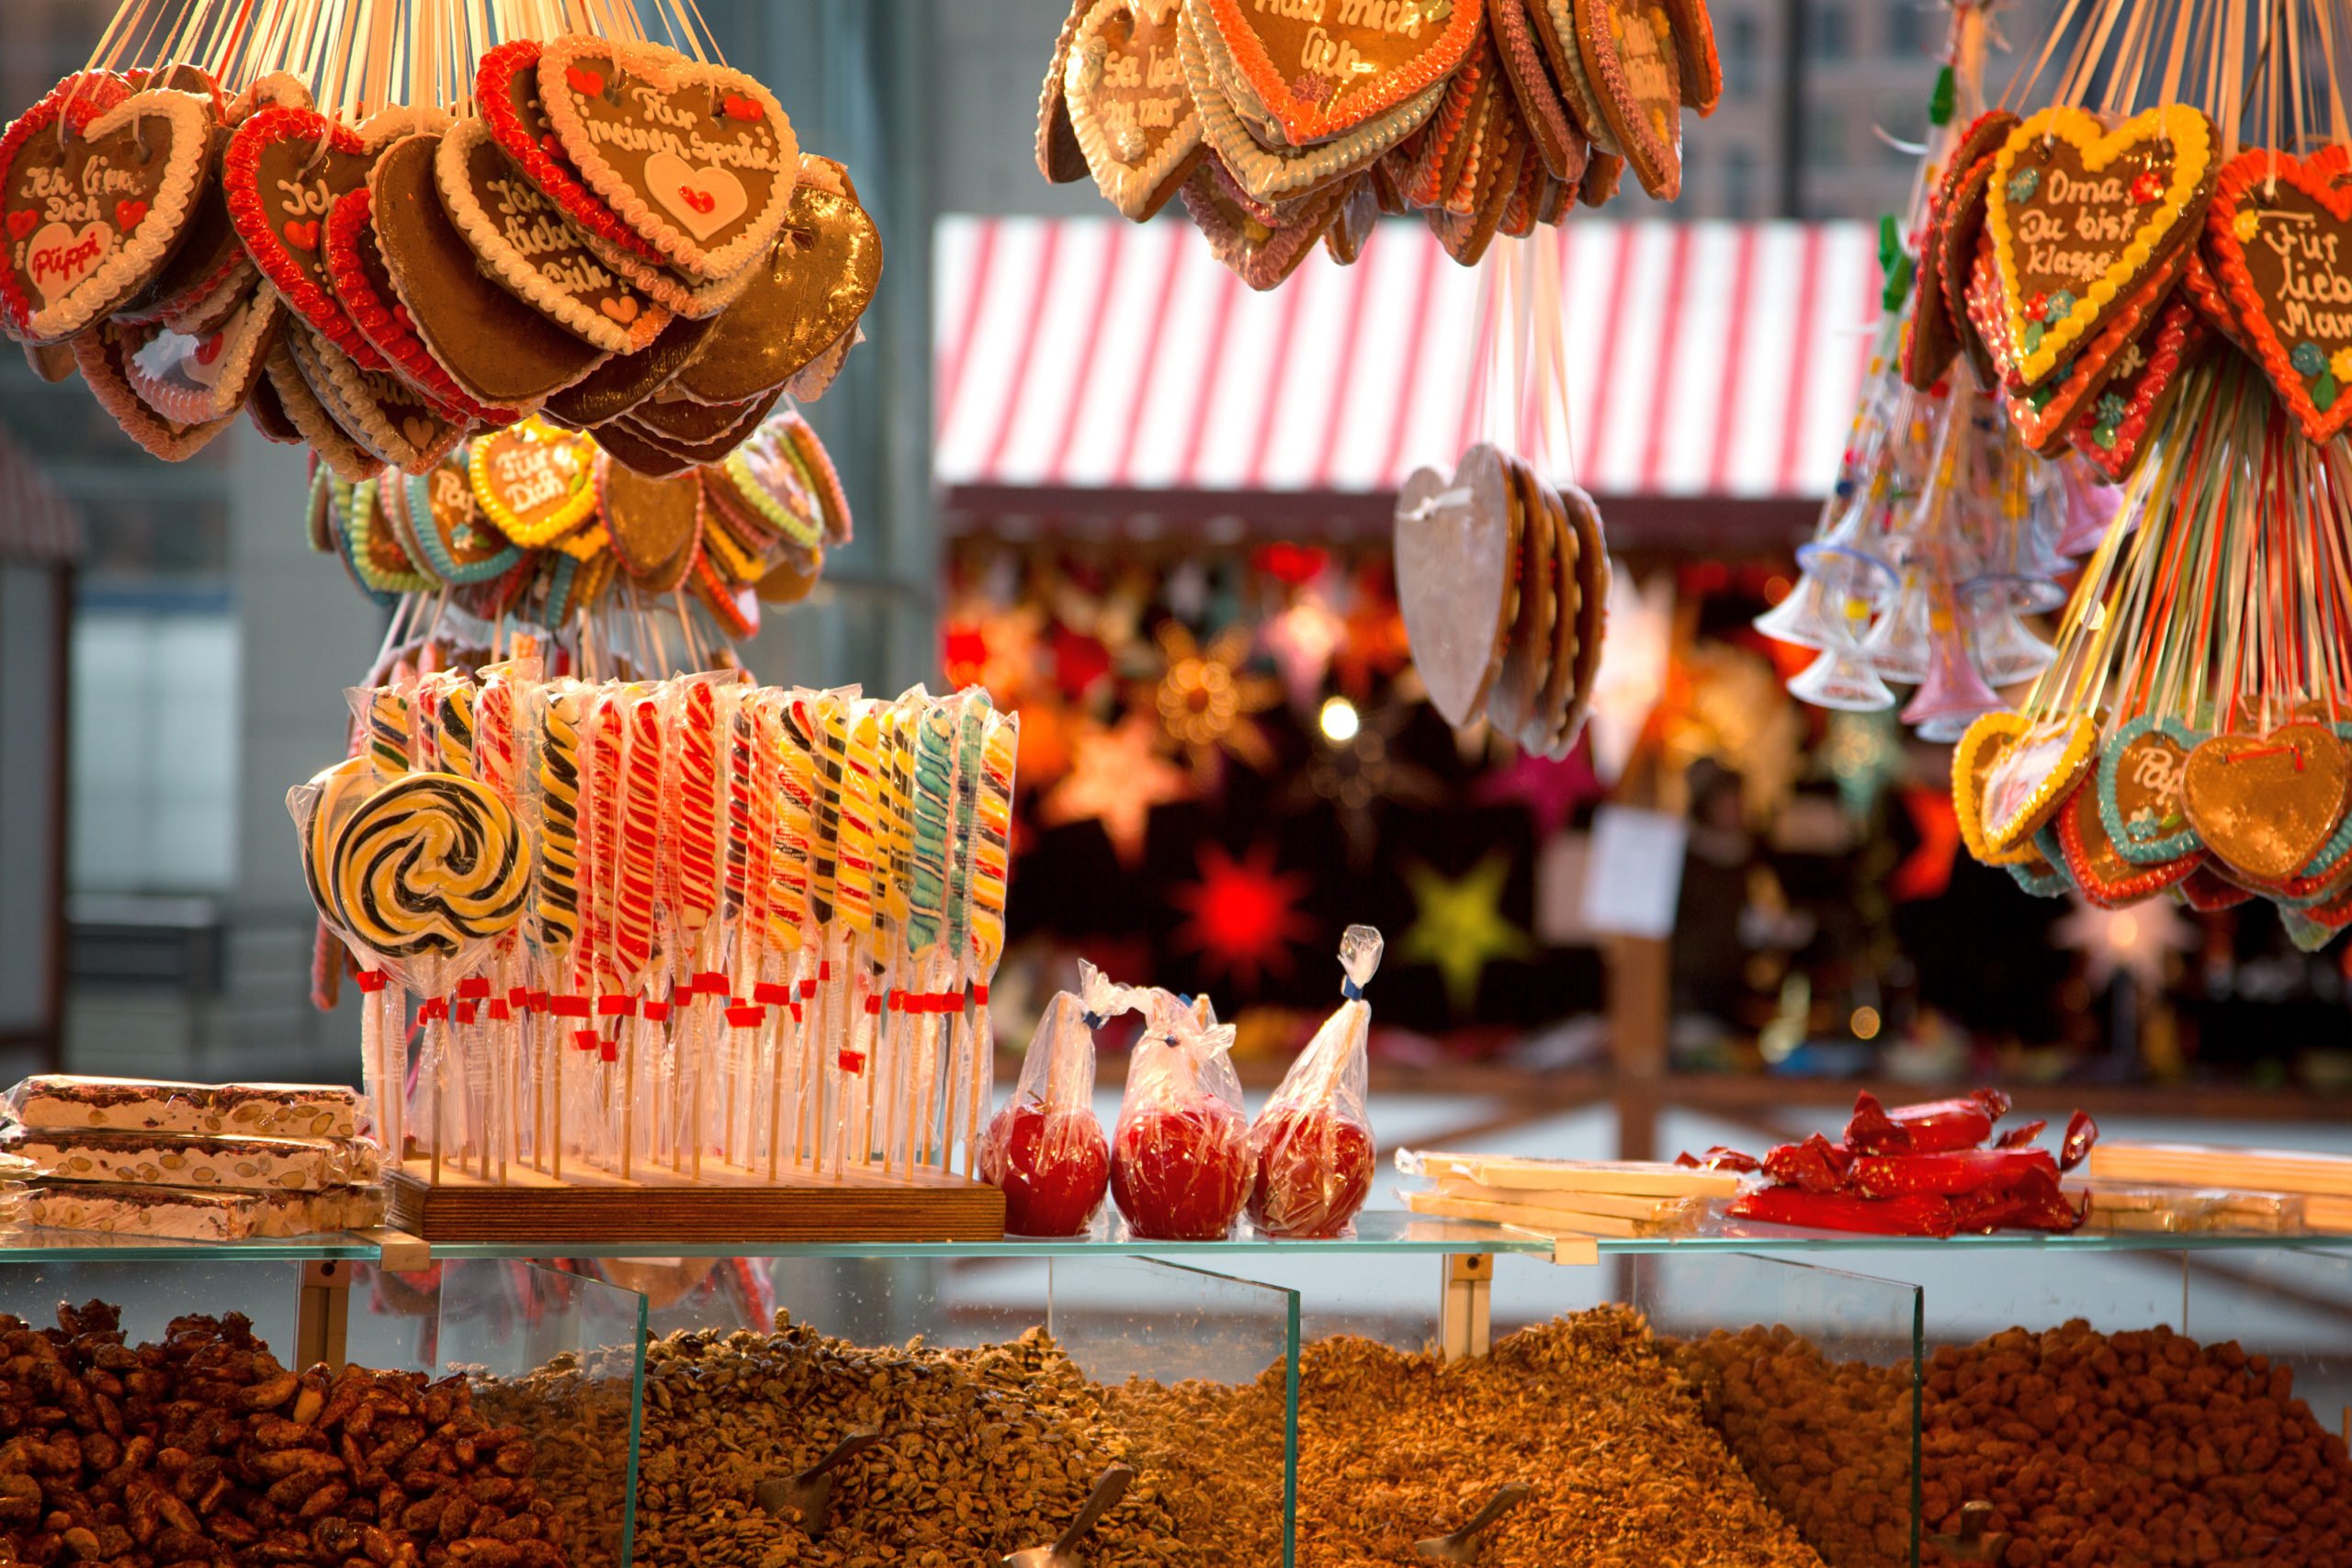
[978,961,1135,1236]
[1111,989,1253,1241]
[1248,925,1382,1239]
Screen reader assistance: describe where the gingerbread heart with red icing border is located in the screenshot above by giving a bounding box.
[0,77,212,344]
[2002,241,2187,455]
[2068,285,2210,480]
[322,181,520,428]
[535,39,797,284]
[2202,144,2352,444]
[223,104,435,374]
[283,317,464,476]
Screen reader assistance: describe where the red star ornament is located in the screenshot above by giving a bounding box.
[1170,841,1317,991]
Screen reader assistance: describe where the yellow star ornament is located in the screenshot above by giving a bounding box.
[1397,852,1533,1018]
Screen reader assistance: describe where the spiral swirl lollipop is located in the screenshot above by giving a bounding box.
[435,679,479,782]
[616,692,665,991]
[534,688,585,956]
[291,754,401,1157]
[365,682,414,779]
[671,678,726,945]
[328,774,534,962]
[956,695,1009,1175]
[831,703,886,1168]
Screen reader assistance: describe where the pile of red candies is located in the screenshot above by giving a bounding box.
[1687,1089,2099,1237]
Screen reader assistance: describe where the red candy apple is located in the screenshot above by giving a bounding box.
[1110,1097,1253,1241]
[978,1099,1110,1237]
[1247,1103,1374,1238]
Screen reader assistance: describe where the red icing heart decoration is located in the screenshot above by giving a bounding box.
[6,210,35,240]
[192,332,223,366]
[223,106,390,373]
[564,66,606,97]
[721,95,763,123]
[115,199,146,231]
[2204,145,2352,444]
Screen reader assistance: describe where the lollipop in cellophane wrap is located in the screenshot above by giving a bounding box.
[1111,988,1254,1241]
[979,961,1136,1236]
[1248,926,1383,1239]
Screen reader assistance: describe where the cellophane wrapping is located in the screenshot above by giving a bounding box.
[977,961,1133,1236]
[1248,925,1381,1238]
[1110,988,1252,1241]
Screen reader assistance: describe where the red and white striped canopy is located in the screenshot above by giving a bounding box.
[934,214,1880,500]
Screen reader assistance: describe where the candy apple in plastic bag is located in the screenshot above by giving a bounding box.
[1248,926,1381,1238]
[1110,989,1252,1240]
[978,960,1134,1235]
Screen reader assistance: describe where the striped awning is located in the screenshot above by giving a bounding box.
[934,214,1881,501]
[0,421,84,565]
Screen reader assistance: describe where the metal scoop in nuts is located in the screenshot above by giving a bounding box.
[1001,1463,1135,1568]
[1415,1482,1532,1562]
[752,1427,879,1540]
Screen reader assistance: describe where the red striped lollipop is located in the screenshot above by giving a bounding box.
[616,694,664,988]
[672,679,725,940]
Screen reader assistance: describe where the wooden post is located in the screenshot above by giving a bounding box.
[1439,1255,1493,1362]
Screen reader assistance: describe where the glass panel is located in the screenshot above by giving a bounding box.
[351,1259,649,1568]
[1627,1251,1925,1568]
[2185,1246,2352,1434]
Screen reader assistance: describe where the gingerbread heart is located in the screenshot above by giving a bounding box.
[260,339,380,480]
[71,317,235,460]
[542,310,719,428]
[1181,6,1442,205]
[1066,0,1204,220]
[1966,710,2098,855]
[223,105,407,373]
[2095,716,2204,865]
[2068,286,2209,480]
[405,449,521,585]
[475,39,665,272]
[668,168,880,406]
[322,184,503,426]
[2002,242,2187,454]
[1395,444,1516,729]
[470,417,601,547]
[597,453,704,588]
[2203,145,2352,444]
[2055,775,2197,908]
[2183,724,2352,884]
[431,117,670,356]
[121,283,280,424]
[1180,159,1351,288]
[283,319,462,475]
[1491,0,1588,186]
[536,39,797,283]
[1566,0,1681,200]
[1192,0,1478,149]
[1038,0,1094,183]
[1985,105,2216,389]
[0,83,211,342]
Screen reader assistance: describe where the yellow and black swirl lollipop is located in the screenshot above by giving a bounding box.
[329,773,533,961]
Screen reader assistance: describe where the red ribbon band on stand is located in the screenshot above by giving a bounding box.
[641,999,672,1023]
[486,999,512,1021]
[597,996,637,1018]
[572,1029,602,1053]
[457,977,492,999]
[550,995,592,1020]
[354,971,390,994]
[726,1004,764,1028]
[691,971,729,996]
[452,1001,479,1025]
[838,1051,865,1074]
[752,982,790,1006]
[418,998,450,1022]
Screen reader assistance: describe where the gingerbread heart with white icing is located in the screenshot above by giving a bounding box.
[0,78,211,343]
[1985,105,2215,390]
[284,320,463,475]
[1191,0,1478,148]
[2203,145,2352,445]
[1066,0,1204,220]
[122,283,280,424]
[535,39,797,283]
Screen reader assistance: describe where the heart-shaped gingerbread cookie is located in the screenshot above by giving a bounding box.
[1066,0,1204,220]
[432,117,670,356]
[1566,0,1681,200]
[224,105,417,373]
[1957,710,2098,857]
[71,317,236,460]
[1191,0,1479,149]
[1395,443,1516,729]
[1985,105,2216,389]
[2055,775,2197,908]
[0,82,211,343]
[2094,716,2203,865]
[668,165,880,406]
[2203,145,2352,444]
[597,454,705,589]
[121,283,280,424]
[283,319,463,475]
[2068,287,2208,480]
[323,184,505,425]
[470,417,601,547]
[2183,724,2352,884]
[405,449,521,585]
[536,39,797,283]
[2002,242,2186,454]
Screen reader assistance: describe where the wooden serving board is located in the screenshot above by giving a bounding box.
[386,1157,1004,1243]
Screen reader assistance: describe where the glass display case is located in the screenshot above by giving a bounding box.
[0,1224,2347,1568]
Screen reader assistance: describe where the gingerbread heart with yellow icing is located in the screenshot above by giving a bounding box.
[2203,145,2352,444]
[1962,710,2099,857]
[2183,724,2352,885]
[1985,105,2215,390]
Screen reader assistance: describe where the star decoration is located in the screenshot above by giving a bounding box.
[1039,715,1192,866]
[1052,624,1114,701]
[2052,895,2194,993]
[1398,852,1533,1017]
[1330,581,1412,700]
[1170,840,1317,990]
[1476,744,1604,840]
[1153,622,1281,784]
[1889,783,1960,901]
[941,602,1045,701]
[1283,699,1444,867]
[1261,591,1346,713]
